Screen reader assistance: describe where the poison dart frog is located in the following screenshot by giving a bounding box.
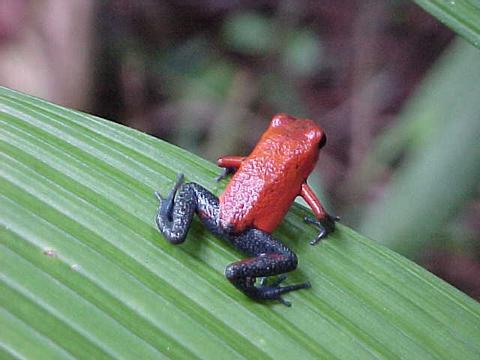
[155,113,338,306]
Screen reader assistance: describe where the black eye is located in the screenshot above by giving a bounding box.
[318,133,327,148]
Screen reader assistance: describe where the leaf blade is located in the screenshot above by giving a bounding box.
[413,0,480,49]
[1,86,480,359]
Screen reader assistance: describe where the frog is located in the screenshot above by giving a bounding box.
[155,113,338,306]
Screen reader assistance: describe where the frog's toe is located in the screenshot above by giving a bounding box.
[174,173,185,186]
[256,280,310,306]
[274,281,310,306]
[270,274,288,287]
[258,274,288,287]
[258,277,267,286]
[305,214,339,245]
[278,297,292,307]
[215,168,228,182]
[154,191,164,201]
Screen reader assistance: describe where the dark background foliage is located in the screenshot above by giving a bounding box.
[1,0,478,300]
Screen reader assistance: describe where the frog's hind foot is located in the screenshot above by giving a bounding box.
[225,228,310,307]
[155,173,184,220]
[259,274,288,287]
[155,174,220,245]
[257,278,311,307]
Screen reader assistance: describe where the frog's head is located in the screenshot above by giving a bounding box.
[269,113,327,151]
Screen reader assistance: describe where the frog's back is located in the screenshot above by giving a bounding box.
[219,117,323,233]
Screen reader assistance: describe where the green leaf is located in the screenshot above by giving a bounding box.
[360,39,480,256]
[413,0,480,49]
[370,39,480,164]
[1,86,479,359]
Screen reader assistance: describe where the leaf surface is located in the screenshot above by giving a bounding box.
[1,86,479,359]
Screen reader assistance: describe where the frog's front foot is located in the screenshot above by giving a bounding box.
[215,167,235,182]
[305,213,339,245]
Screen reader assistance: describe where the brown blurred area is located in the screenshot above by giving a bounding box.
[0,0,94,109]
[1,0,478,300]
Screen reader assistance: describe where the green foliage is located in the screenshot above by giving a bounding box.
[1,87,480,359]
[360,39,480,256]
[413,0,480,49]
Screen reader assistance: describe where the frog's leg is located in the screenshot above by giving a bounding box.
[300,182,339,245]
[215,156,245,182]
[155,174,221,244]
[225,229,310,306]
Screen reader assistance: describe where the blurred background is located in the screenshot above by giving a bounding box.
[1,0,479,299]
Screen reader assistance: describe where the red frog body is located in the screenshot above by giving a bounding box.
[155,113,337,306]
[219,115,324,233]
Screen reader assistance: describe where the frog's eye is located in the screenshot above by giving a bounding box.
[318,132,327,148]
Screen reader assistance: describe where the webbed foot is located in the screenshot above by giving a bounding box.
[305,213,339,245]
[257,275,310,307]
[215,167,235,182]
[155,173,184,221]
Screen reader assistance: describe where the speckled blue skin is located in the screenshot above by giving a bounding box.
[155,174,310,306]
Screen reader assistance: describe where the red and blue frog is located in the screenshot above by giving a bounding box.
[155,113,337,306]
